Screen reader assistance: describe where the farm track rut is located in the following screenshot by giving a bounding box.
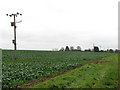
[23,59,112,88]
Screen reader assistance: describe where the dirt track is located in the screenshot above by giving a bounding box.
[23,59,112,88]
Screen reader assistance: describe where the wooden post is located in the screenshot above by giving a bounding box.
[14,15,16,60]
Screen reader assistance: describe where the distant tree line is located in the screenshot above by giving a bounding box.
[59,46,81,51]
[59,46,120,53]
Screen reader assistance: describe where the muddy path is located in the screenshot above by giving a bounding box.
[22,59,112,88]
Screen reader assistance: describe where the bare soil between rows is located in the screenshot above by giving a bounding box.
[22,59,112,88]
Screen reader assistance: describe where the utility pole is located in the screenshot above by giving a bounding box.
[93,43,94,47]
[6,12,22,60]
[100,45,101,50]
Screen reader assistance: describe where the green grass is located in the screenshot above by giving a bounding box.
[33,55,118,88]
[0,49,2,89]
[2,50,113,88]
[118,53,120,88]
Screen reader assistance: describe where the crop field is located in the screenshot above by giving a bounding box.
[2,50,117,88]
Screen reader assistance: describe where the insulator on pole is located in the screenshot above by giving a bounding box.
[9,15,12,17]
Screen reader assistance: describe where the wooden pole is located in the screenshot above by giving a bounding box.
[14,15,16,60]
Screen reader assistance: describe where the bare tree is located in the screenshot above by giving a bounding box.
[65,46,70,51]
[115,49,119,53]
[77,46,81,51]
[59,47,64,51]
[70,46,74,51]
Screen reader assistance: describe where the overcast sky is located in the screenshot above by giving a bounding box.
[0,0,119,50]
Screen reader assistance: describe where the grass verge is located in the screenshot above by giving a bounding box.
[32,55,118,88]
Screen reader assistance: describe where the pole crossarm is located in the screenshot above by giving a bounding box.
[6,12,22,17]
